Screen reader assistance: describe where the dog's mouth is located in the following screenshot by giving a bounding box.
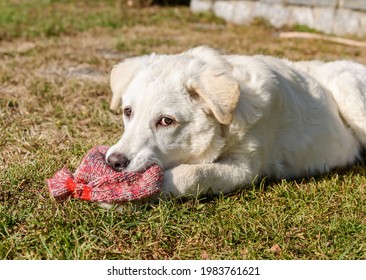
[116,158,165,174]
[134,160,165,173]
[106,146,167,173]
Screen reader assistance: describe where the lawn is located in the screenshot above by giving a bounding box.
[0,0,365,260]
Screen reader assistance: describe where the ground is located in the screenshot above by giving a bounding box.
[0,1,365,259]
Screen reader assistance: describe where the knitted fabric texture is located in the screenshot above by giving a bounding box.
[47,146,163,203]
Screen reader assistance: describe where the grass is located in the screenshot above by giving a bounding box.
[0,1,365,260]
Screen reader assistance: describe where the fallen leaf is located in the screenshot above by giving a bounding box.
[270,244,282,254]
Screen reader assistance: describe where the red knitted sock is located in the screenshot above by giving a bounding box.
[47,146,163,203]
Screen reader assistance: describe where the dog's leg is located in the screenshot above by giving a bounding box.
[162,160,260,197]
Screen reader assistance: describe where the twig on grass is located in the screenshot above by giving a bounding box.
[278,32,366,48]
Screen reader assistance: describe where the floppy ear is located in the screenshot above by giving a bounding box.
[188,70,240,125]
[109,56,148,110]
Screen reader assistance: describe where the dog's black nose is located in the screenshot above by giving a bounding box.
[107,153,130,171]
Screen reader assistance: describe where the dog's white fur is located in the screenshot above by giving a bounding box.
[106,46,366,199]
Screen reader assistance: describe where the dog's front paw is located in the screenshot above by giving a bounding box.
[162,164,199,197]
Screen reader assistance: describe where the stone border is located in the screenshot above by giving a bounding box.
[190,0,366,36]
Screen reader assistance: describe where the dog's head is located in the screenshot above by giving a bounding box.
[106,46,240,172]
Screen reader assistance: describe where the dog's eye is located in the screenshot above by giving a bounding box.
[124,107,132,118]
[158,117,174,127]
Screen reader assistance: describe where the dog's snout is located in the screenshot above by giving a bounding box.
[107,153,130,171]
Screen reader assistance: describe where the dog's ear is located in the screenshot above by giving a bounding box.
[188,70,240,125]
[110,56,148,110]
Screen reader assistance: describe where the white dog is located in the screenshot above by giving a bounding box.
[106,46,366,199]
